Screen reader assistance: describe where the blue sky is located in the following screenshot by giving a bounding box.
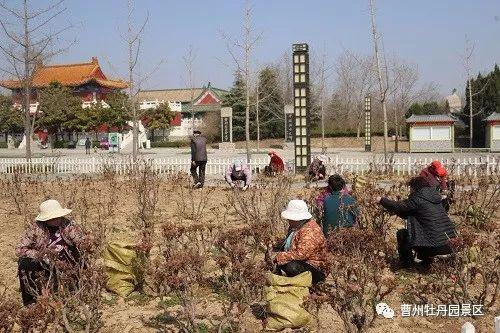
[7,1,500,95]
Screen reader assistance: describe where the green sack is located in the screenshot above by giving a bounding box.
[264,271,312,331]
[103,242,137,297]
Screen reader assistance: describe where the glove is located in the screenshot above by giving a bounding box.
[242,185,249,191]
[230,183,236,188]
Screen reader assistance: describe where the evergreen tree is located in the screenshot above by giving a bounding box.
[37,82,83,143]
[461,64,500,147]
[0,95,23,138]
[257,66,285,139]
[105,92,131,131]
[223,72,246,141]
[143,102,176,141]
[406,101,445,118]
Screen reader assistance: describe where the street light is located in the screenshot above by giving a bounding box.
[292,43,310,171]
[364,96,372,152]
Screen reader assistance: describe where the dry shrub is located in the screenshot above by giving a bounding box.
[0,284,20,332]
[352,176,408,241]
[148,222,214,332]
[226,176,292,253]
[310,228,396,333]
[213,226,268,331]
[130,161,160,233]
[451,175,500,230]
[172,173,215,223]
[403,228,500,310]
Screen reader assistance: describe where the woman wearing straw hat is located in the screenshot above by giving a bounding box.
[271,200,328,284]
[16,199,85,306]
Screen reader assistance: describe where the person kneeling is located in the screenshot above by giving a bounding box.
[16,199,85,306]
[271,200,328,285]
[225,159,252,190]
[322,175,360,236]
[307,155,327,184]
[376,177,457,270]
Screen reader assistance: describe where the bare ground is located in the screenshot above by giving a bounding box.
[0,175,497,333]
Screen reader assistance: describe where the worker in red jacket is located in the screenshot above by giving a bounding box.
[265,151,285,176]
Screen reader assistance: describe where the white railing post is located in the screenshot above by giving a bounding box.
[495,316,500,333]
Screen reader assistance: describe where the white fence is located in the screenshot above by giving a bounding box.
[0,155,499,177]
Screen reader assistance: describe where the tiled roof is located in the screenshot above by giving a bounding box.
[138,86,227,104]
[406,114,458,123]
[0,57,128,90]
[138,88,206,103]
[485,112,500,122]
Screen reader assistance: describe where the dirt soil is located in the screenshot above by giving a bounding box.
[0,175,497,333]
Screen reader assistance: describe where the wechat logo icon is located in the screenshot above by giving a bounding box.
[376,302,395,319]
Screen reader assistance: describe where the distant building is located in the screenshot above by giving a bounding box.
[485,113,500,152]
[445,90,462,114]
[0,57,128,147]
[137,83,227,139]
[0,57,128,112]
[406,114,459,153]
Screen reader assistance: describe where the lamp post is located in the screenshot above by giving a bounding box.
[364,96,372,152]
[292,43,311,172]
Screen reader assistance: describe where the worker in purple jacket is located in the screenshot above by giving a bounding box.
[225,159,252,190]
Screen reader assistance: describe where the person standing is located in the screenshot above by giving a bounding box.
[85,137,91,155]
[190,130,207,189]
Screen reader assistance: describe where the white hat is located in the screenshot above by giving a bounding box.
[318,155,328,163]
[36,199,72,222]
[281,200,312,221]
[233,159,242,171]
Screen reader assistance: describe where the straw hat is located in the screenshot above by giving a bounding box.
[281,200,312,221]
[36,200,72,222]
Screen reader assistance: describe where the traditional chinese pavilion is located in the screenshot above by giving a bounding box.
[137,83,227,139]
[0,57,128,111]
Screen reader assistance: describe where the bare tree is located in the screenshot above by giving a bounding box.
[388,58,439,151]
[222,0,261,162]
[462,37,491,148]
[368,0,390,161]
[126,0,148,160]
[0,0,72,160]
[332,50,376,137]
[182,45,197,134]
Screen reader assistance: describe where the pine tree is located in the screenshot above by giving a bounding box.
[0,95,23,138]
[223,72,246,141]
[257,66,285,139]
[461,64,500,147]
[37,82,83,143]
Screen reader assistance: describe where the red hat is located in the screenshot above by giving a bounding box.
[431,160,447,177]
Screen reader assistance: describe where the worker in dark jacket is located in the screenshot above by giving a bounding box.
[376,176,457,269]
[190,130,207,189]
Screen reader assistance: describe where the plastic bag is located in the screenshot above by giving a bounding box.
[103,242,137,297]
[264,271,312,331]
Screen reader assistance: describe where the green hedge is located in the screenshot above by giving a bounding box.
[310,129,385,138]
[151,140,190,148]
[53,140,67,149]
[0,142,7,149]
